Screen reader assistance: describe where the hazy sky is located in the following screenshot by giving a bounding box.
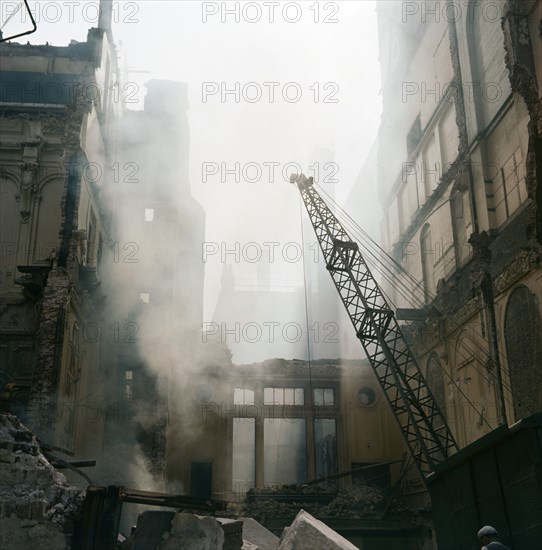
[3,0,383,319]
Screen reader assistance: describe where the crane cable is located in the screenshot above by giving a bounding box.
[318,186,522,403]
[0,1,23,31]
[316,185,536,418]
[318,185,533,414]
[299,194,315,415]
[308,190,497,434]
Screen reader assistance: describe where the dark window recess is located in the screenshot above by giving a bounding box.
[351,462,391,490]
[406,115,422,157]
[58,153,81,267]
[357,386,377,407]
[190,462,212,500]
[124,370,133,399]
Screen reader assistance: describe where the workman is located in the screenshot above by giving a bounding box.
[477,526,511,550]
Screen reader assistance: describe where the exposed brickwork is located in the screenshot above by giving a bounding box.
[27,269,71,440]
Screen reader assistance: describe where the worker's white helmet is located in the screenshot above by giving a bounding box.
[478,526,498,538]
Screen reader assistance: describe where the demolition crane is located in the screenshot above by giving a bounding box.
[290,173,458,481]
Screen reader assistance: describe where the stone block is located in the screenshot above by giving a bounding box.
[278,510,358,550]
[216,518,243,549]
[132,510,176,550]
[130,512,244,550]
[161,513,224,550]
[239,518,279,550]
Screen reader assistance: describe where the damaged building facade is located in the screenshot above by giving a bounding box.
[0,11,121,460]
[173,358,404,502]
[173,357,433,547]
[376,0,542,497]
[0,4,206,499]
[2,0,542,548]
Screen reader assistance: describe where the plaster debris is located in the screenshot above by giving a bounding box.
[0,414,82,550]
[223,483,411,524]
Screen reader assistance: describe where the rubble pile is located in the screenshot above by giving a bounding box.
[224,483,408,524]
[247,484,337,501]
[0,414,82,550]
[277,510,358,550]
[320,486,385,517]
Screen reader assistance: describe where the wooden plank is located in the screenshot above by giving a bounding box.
[96,486,123,550]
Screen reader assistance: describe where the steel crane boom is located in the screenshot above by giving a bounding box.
[291,173,458,481]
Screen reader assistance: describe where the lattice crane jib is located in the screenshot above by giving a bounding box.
[291,174,458,481]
